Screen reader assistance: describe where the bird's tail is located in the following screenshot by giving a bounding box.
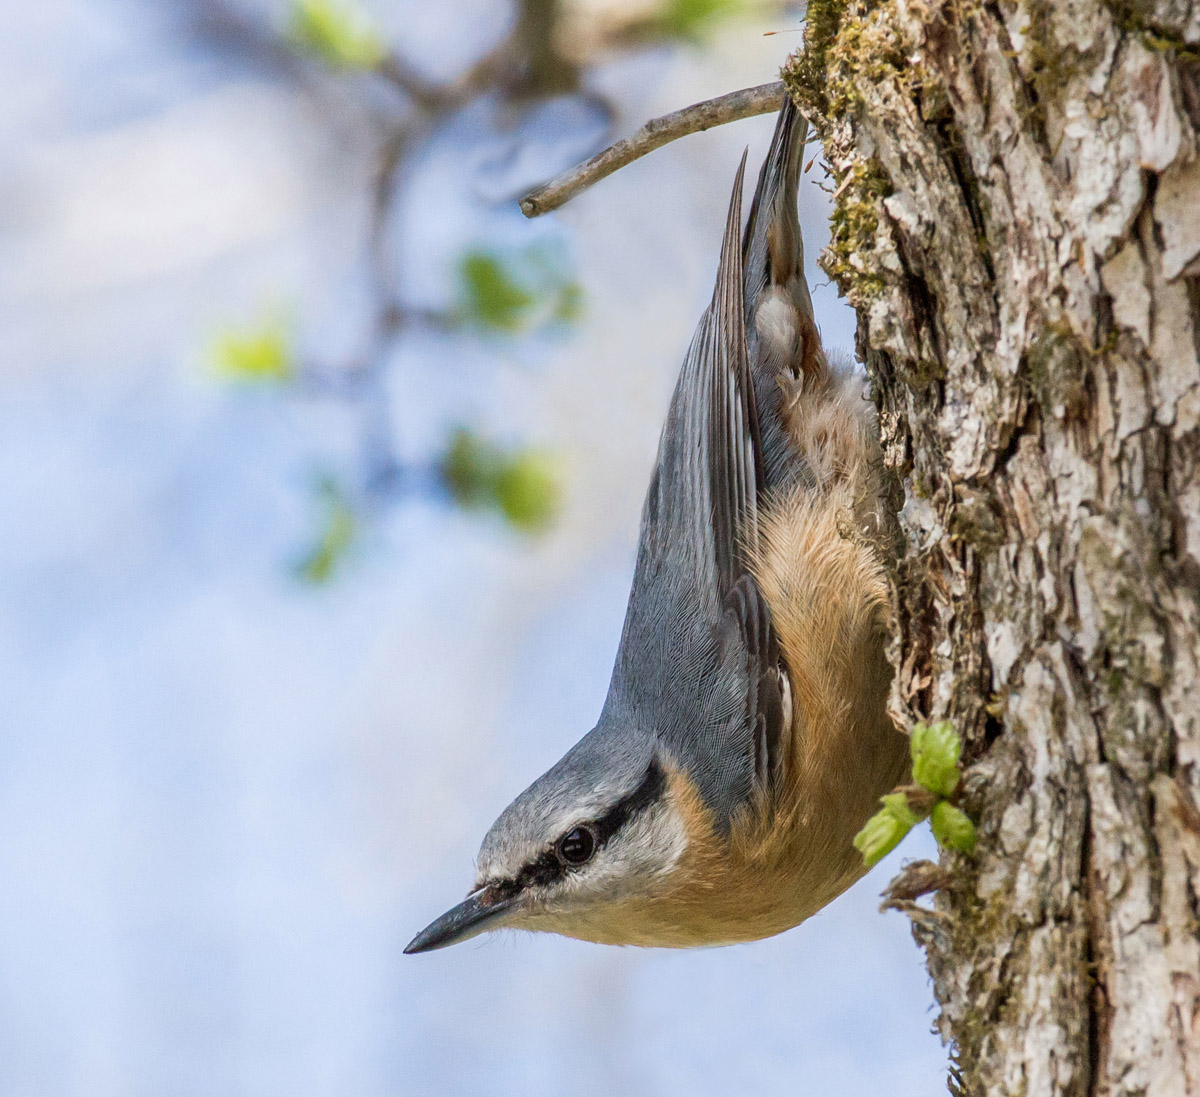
[741,94,815,333]
[741,94,826,493]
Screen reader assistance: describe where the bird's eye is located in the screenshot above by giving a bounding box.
[557,825,596,865]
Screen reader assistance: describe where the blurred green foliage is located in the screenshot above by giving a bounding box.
[297,479,358,584]
[457,254,533,333]
[287,0,385,71]
[212,239,581,576]
[454,244,584,335]
[656,0,752,40]
[211,316,294,383]
[441,428,561,533]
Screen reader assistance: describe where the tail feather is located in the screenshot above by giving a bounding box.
[743,94,810,309]
[741,95,825,494]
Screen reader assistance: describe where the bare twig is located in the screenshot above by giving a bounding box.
[879,860,954,912]
[375,55,451,111]
[519,80,786,217]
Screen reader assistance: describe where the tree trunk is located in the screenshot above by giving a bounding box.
[786,2,1200,1094]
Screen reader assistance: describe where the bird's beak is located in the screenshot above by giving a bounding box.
[404,888,517,955]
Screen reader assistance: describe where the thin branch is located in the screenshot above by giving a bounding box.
[375,54,451,111]
[519,80,786,217]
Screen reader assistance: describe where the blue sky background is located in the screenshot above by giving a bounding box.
[0,1,946,1093]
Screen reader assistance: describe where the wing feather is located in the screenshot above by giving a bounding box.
[603,138,799,828]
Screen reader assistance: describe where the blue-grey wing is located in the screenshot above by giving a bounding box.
[602,149,790,829]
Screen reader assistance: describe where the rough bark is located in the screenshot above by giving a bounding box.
[786,2,1200,1094]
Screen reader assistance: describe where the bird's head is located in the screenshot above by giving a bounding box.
[404,728,703,952]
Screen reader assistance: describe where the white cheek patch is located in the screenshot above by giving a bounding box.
[565,800,689,903]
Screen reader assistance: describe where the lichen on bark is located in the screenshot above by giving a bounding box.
[787,0,1200,1093]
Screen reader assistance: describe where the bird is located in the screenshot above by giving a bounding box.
[405,95,910,954]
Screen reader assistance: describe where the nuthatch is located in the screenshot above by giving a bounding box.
[406,98,909,953]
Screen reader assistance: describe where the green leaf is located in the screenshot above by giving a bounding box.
[297,481,357,584]
[854,788,930,869]
[495,451,560,532]
[287,0,385,71]
[930,801,978,854]
[910,720,962,798]
[854,803,913,869]
[879,790,922,829]
[454,244,584,335]
[440,428,562,533]
[457,252,537,333]
[211,317,293,383]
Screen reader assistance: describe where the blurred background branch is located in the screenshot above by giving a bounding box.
[185,0,790,582]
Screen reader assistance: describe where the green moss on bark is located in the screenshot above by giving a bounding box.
[783,0,851,118]
[783,2,915,305]
[825,159,893,301]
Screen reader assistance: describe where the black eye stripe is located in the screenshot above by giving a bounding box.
[490,759,667,897]
[590,758,666,847]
